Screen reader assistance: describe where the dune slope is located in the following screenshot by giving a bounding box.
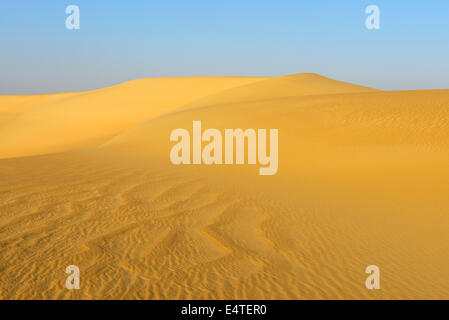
[0,77,267,159]
[0,74,448,299]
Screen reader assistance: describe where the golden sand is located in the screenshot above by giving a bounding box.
[0,74,448,299]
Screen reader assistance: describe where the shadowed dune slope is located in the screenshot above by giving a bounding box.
[173,73,379,112]
[104,84,449,177]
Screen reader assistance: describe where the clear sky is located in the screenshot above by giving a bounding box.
[1,0,448,94]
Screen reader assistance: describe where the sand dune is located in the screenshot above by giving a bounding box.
[0,93,77,129]
[172,73,378,112]
[0,74,449,299]
[0,77,267,159]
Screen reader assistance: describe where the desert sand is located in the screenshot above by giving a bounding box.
[0,74,448,299]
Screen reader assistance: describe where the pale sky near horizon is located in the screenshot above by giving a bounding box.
[1,0,448,94]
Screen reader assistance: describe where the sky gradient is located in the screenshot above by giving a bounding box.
[1,0,448,94]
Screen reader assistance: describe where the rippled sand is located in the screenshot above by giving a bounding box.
[1,74,448,299]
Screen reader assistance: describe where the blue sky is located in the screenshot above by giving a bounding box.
[1,0,448,93]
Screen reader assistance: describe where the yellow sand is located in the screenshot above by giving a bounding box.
[0,74,448,299]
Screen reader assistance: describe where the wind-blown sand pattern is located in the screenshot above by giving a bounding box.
[0,74,448,299]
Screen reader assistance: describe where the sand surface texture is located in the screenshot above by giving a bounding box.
[0,74,448,299]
